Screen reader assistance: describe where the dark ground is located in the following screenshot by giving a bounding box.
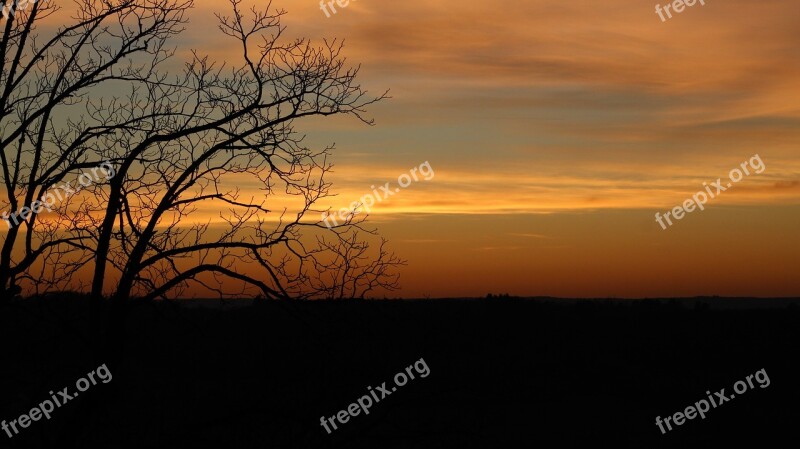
[1,296,798,448]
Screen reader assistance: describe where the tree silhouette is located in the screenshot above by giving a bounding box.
[0,0,402,300]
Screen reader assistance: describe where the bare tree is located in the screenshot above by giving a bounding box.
[305,229,406,300]
[1,0,404,301]
[0,0,194,298]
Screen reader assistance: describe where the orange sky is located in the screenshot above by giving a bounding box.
[7,0,800,297]
[200,0,800,297]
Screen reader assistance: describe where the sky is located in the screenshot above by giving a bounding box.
[8,0,800,298]
[176,0,800,297]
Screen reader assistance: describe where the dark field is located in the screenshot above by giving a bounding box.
[2,297,798,448]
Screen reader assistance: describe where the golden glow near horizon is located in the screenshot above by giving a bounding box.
[5,0,800,297]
